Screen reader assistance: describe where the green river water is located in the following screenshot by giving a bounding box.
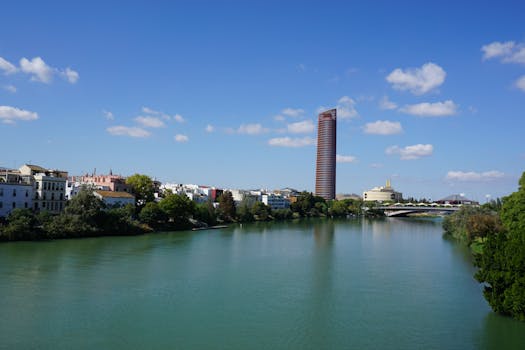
[1,218,524,349]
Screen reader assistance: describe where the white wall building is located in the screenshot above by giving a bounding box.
[0,182,33,218]
[262,194,290,210]
[363,180,403,202]
[19,164,68,214]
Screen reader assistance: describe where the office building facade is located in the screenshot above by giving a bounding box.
[315,109,337,200]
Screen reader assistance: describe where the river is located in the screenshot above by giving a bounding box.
[0,218,524,349]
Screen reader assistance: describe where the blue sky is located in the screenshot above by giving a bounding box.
[1,0,524,201]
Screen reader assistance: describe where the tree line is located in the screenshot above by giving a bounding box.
[443,172,525,321]
[0,174,378,242]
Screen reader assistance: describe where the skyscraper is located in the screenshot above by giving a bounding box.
[315,109,337,200]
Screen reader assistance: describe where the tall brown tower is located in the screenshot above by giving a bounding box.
[315,109,337,200]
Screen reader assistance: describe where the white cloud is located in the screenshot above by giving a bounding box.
[205,124,214,133]
[379,96,397,110]
[446,170,504,181]
[386,144,433,160]
[0,57,17,75]
[336,154,357,163]
[370,163,383,168]
[274,115,285,122]
[134,116,165,128]
[482,41,515,60]
[141,107,184,122]
[516,75,525,92]
[0,105,39,124]
[174,134,189,143]
[400,100,458,117]
[106,126,150,138]
[268,136,316,147]
[19,56,78,84]
[386,62,446,95]
[363,120,403,135]
[20,57,54,83]
[282,108,304,118]
[103,110,114,120]
[238,123,268,135]
[3,85,16,93]
[287,120,315,134]
[142,107,161,115]
[336,96,358,119]
[174,114,185,123]
[62,67,79,83]
[481,41,525,64]
[297,63,307,72]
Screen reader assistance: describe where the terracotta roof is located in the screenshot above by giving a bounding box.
[94,190,135,199]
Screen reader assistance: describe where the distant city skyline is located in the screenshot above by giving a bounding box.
[1,1,524,202]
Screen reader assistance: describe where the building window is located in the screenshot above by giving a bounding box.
[36,182,39,189]
[12,202,16,209]
[0,202,2,208]
[34,203,38,210]
[43,193,47,200]
[24,202,28,208]
[52,183,55,191]
[60,193,63,200]
[25,190,29,197]
[13,189,16,197]
[42,202,46,208]
[51,193,55,200]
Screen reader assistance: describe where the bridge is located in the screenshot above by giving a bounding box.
[377,205,461,217]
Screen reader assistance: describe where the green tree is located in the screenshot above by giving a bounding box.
[194,201,217,226]
[44,187,105,237]
[218,191,236,222]
[330,200,348,217]
[139,201,166,228]
[272,208,293,220]
[126,174,155,206]
[159,193,195,227]
[475,172,525,321]
[290,191,327,217]
[251,202,271,221]
[237,201,254,222]
[2,209,39,240]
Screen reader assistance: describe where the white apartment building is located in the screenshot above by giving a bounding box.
[262,194,290,210]
[19,164,68,214]
[0,182,33,218]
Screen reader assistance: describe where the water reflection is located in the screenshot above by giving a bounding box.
[305,220,336,347]
[477,312,525,350]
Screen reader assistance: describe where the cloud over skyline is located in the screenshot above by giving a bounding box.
[400,100,458,117]
[386,144,434,160]
[268,136,316,147]
[287,120,315,134]
[336,154,357,163]
[446,170,505,181]
[386,62,446,95]
[363,120,403,135]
